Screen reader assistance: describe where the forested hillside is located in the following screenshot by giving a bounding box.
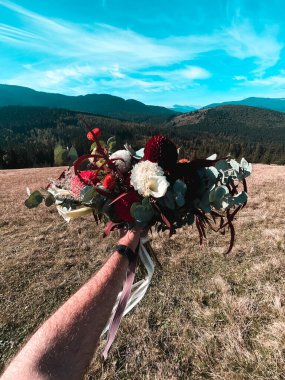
[0,105,284,168]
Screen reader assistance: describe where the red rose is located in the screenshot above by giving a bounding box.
[87,128,101,141]
[114,191,140,222]
[103,173,116,190]
[71,170,99,197]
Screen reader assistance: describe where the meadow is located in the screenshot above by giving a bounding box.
[1,164,285,379]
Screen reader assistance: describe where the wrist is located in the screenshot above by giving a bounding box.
[113,245,136,263]
[117,230,140,253]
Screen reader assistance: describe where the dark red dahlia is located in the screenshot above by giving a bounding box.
[71,170,99,197]
[143,135,178,170]
[114,191,139,222]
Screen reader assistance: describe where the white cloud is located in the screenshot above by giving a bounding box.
[0,0,283,100]
[179,66,211,80]
[241,74,285,88]
[224,22,282,73]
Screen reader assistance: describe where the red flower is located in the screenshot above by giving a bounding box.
[71,170,99,197]
[179,158,190,163]
[87,128,101,141]
[114,191,139,222]
[143,135,178,170]
[103,173,116,190]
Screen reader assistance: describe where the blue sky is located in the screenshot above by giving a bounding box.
[0,0,284,107]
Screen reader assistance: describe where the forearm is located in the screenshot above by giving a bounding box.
[2,252,129,380]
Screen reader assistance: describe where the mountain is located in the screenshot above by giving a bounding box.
[164,105,285,164]
[170,104,197,113]
[0,84,178,122]
[0,104,284,168]
[204,97,285,113]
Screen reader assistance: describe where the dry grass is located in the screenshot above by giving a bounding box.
[1,164,285,379]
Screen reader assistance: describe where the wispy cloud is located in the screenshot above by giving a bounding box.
[0,0,283,103]
[234,70,285,88]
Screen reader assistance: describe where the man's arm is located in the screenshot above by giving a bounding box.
[2,229,140,380]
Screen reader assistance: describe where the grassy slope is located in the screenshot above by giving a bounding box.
[0,165,285,379]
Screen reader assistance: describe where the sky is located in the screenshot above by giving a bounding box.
[0,0,285,107]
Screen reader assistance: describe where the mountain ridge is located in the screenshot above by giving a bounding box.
[204,97,285,113]
[0,84,178,122]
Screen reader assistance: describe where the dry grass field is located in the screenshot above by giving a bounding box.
[1,164,285,379]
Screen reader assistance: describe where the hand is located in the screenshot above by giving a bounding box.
[117,227,145,253]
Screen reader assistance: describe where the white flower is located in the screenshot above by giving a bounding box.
[130,160,169,198]
[109,150,132,173]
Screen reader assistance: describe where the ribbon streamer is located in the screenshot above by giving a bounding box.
[102,236,155,358]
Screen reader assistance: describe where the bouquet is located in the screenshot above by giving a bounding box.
[25,123,252,357]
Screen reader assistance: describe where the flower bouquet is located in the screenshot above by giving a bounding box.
[25,123,252,357]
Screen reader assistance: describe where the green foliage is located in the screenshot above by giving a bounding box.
[24,191,44,209]
[130,198,155,226]
[54,145,78,166]
[44,193,55,207]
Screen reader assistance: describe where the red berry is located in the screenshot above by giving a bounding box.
[87,128,101,141]
[71,170,98,197]
[143,135,178,170]
[103,173,116,190]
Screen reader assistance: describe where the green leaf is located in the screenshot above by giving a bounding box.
[67,146,78,162]
[130,202,141,218]
[44,193,55,207]
[131,202,154,223]
[233,191,248,205]
[229,159,240,173]
[90,142,97,152]
[25,190,44,209]
[142,197,150,206]
[215,160,230,172]
[175,192,185,207]
[54,145,68,166]
[80,186,97,203]
[173,179,187,195]
[107,136,116,153]
[164,190,176,210]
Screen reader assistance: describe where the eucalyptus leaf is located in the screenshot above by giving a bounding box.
[163,190,176,210]
[130,202,141,218]
[45,193,55,207]
[233,191,248,205]
[142,197,150,206]
[135,148,144,158]
[132,204,154,223]
[229,159,240,173]
[80,186,97,203]
[213,185,229,201]
[207,153,217,160]
[175,192,185,207]
[215,160,230,172]
[25,190,44,209]
[173,179,187,195]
